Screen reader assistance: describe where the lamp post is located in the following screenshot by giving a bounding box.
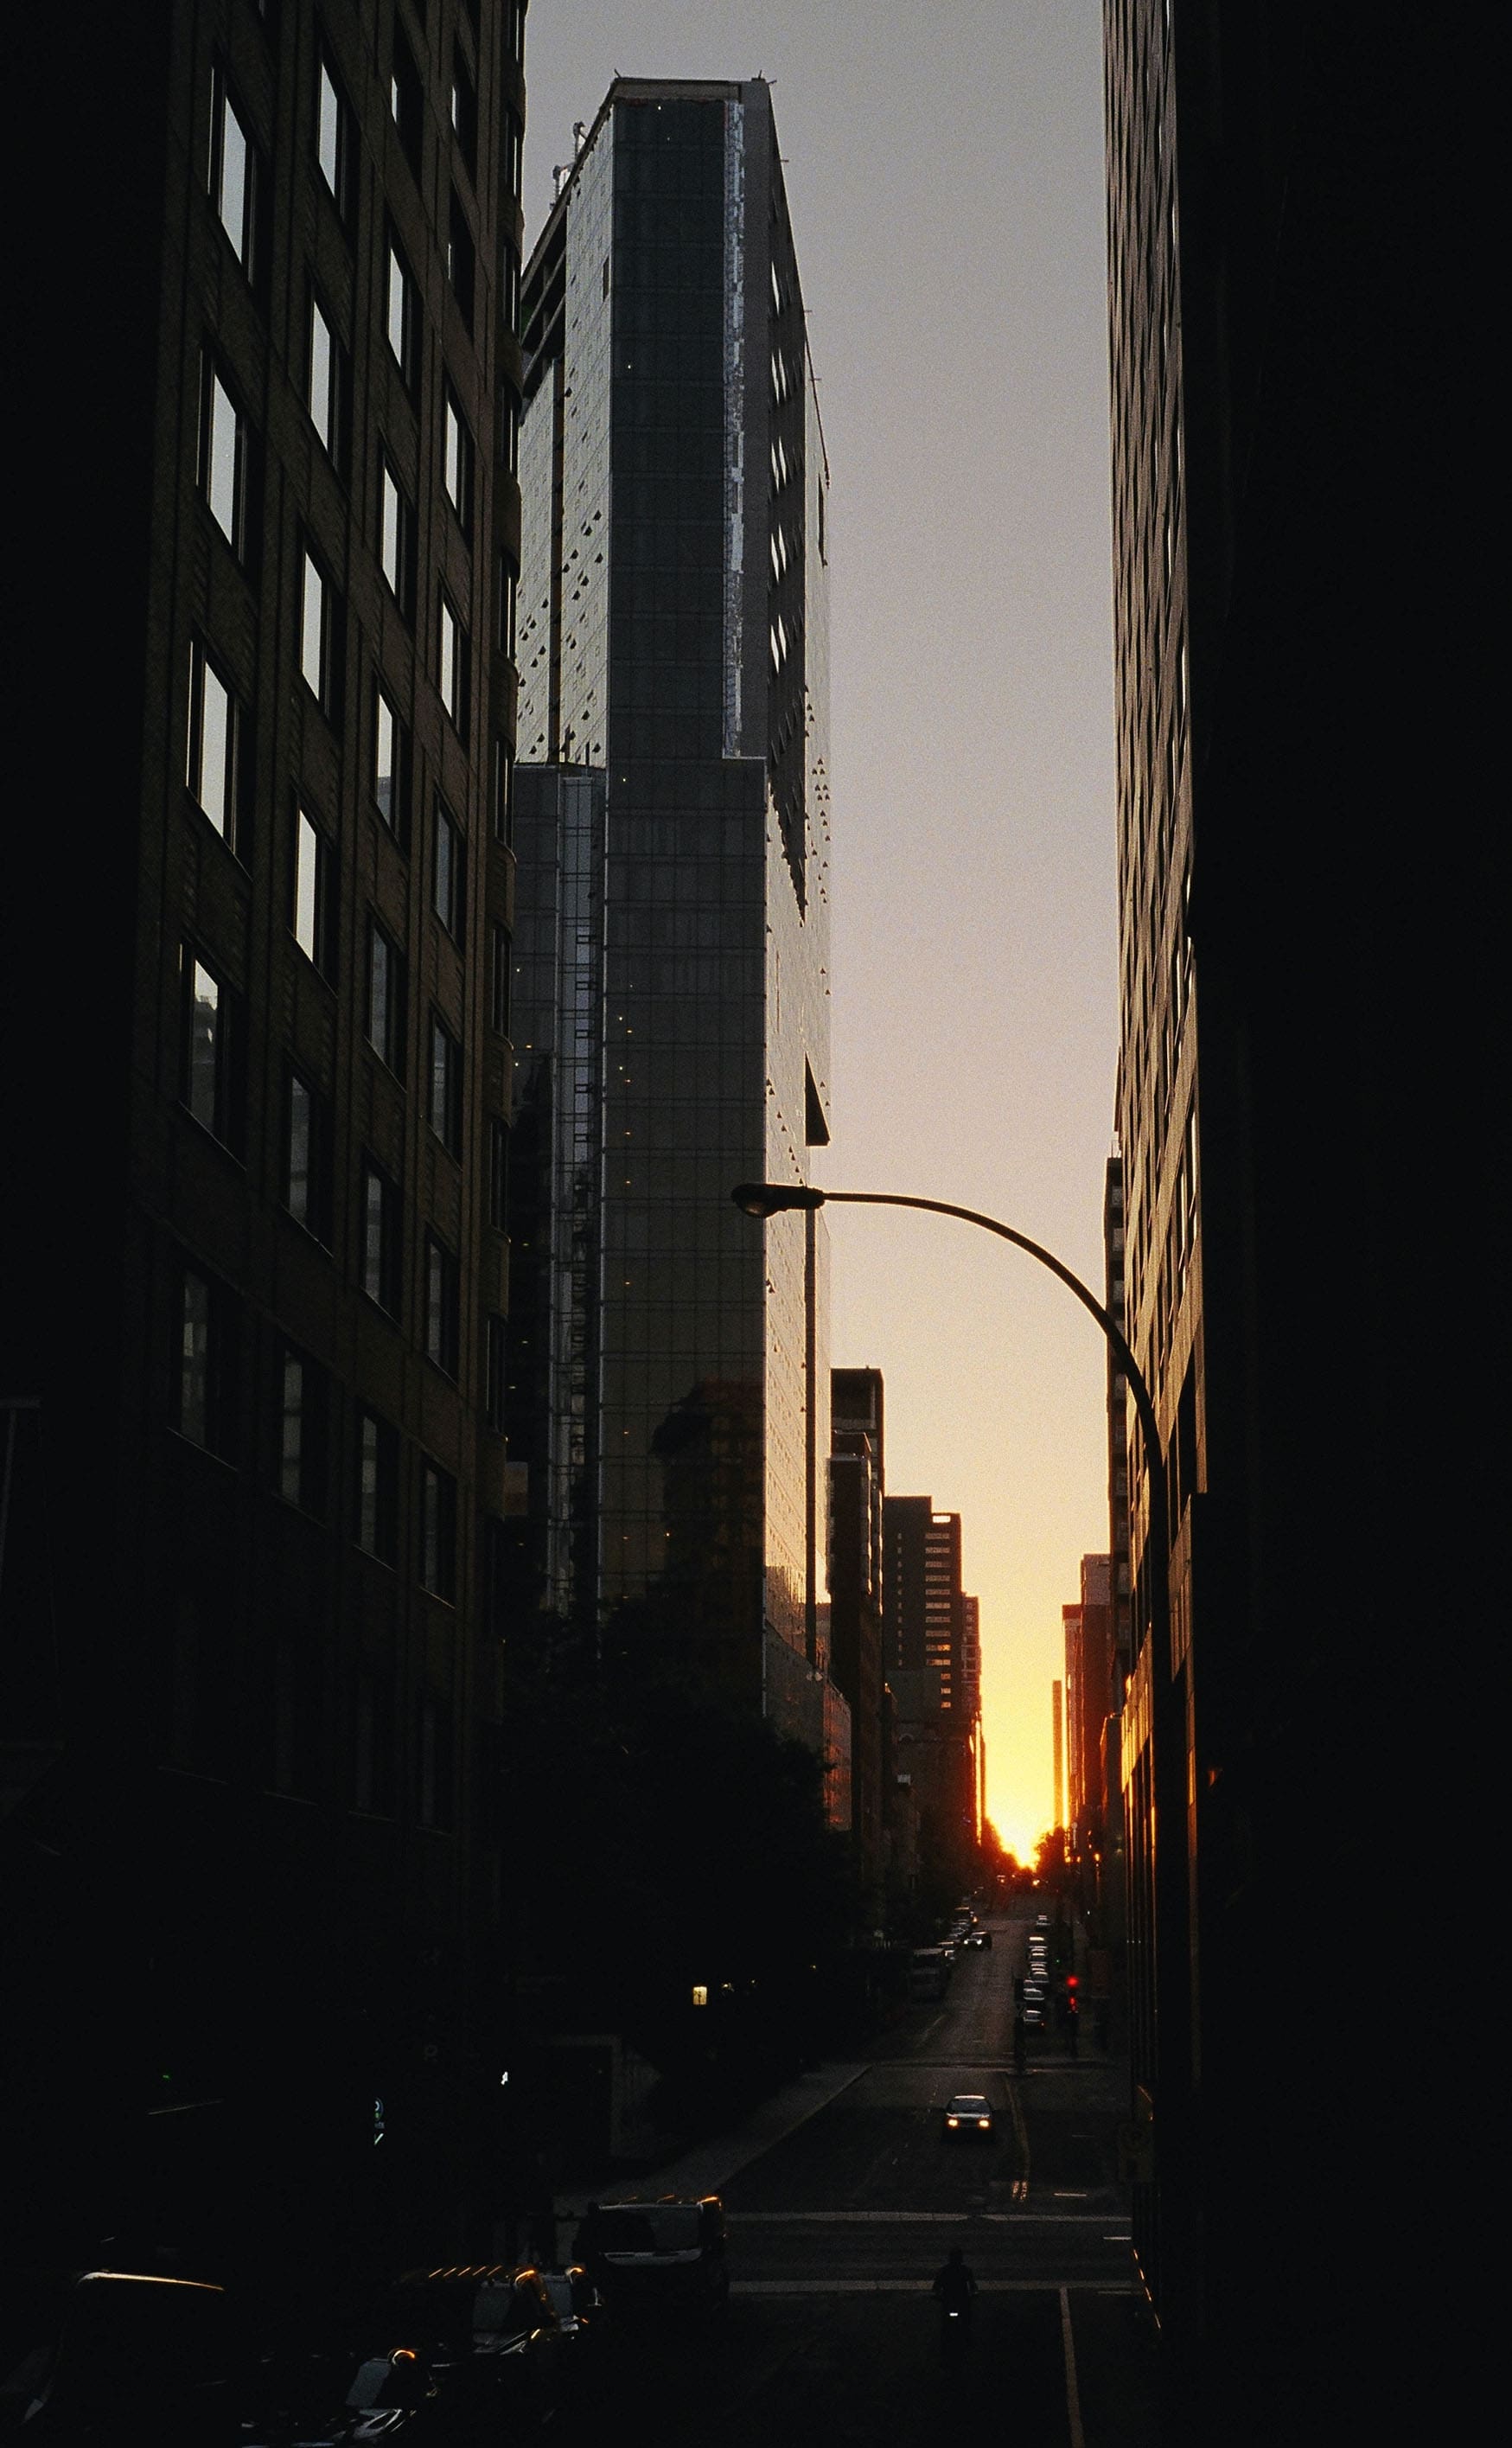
[730,1182,1167,1569]
[732,1179,1179,2251]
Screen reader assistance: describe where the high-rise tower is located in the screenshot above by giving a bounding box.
[507,81,836,1752]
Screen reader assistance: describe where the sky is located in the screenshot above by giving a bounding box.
[522,0,1118,1860]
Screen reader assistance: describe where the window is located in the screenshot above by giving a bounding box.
[386,238,417,387]
[316,53,351,218]
[490,738,513,843]
[391,25,423,176]
[177,1266,236,1457]
[357,1409,399,1564]
[380,457,416,619]
[180,946,242,1154]
[354,1670,393,1813]
[489,922,511,1037]
[209,73,258,272]
[424,1234,460,1375]
[360,1155,403,1315]
[201,360,246,554]
[502,110,523,203]
[420,1462,456,1601]
[284,1067,332,1243]
[292,804,336,977]
[278,1348,327,1514]
[438,594,469,732]
[496,553,517,656]
[299,546,335,708]
[308,291,347,467]
[429,1013,462,1155]
[443,387,473,528]
[447,190,475,326]
[367,918,405,1071]
[501,241,520,338]
[498,386,520,478]
[432,798,465,938]
[485,1313,506,1434]
[374,679,409,836]
[487,1115,507,1232]
[186,642,239,847]
[418,1692,452,1826]
[450,48,477,169]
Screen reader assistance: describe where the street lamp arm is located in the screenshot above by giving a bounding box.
[820,1191,1162,1487]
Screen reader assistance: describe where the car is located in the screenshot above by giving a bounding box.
[378,2263,567,2434]
[0,2269,244,2445]
[963,1927,992,1950]
[575,2196,729,2318]
[942,2093,995,2141]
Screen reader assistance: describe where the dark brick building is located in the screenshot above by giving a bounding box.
[828,1366,885,1895]
[2,0,526,2320]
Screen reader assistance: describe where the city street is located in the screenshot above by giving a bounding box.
[558,1911,1164,2446]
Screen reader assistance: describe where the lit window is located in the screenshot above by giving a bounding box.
[181,946,240,1153]
[186,642,239,847]
[316,55,350,214]
[386,240,416,384]
[201,363,245,553]
[438,595,469,731]
[210,75,256,272]
[374,681,407,834]
[443,387,473,527]
[380,458,416,618]
[293,806,335,975]
[308,291,345,463]
[300,549,330,704]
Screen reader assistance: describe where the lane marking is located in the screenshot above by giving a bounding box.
[1060,2285,1086,2448]
[728,2210,1123,2226]
[733,2279,1115,2297]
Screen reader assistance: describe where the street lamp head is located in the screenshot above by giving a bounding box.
[730,1180,826,1218]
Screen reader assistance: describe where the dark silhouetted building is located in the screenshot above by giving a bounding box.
[1062,1554,1113,1873]
[3,0,527,2309]
[829,1366,886,1891]
[884,1498,977,1864]
[506,80,840,1756]
[1101,0,1477,2426]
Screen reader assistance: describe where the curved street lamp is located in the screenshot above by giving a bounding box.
[730,1180,1166,1551]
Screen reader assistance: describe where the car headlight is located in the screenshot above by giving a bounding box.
[947,2117,959,2127]
[978,2118,990,2129]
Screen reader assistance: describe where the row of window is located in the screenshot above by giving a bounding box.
[176,1261,476,1601]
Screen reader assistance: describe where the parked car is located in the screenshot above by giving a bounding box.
[378,2263,566,2433]
[942,2093,995,2141]
[575,2197,729,2319]
[0,2268,244,2445]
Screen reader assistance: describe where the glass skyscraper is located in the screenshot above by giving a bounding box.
[507,80,841,1762]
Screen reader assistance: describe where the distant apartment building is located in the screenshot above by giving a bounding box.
[1062,1554,1113,1866]
[505,79,840,1757]
[3,0,527,2288]
[884,1497,978,1861]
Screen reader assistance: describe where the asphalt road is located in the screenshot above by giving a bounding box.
[558,1912,1165,2445]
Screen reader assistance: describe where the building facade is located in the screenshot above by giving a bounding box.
[3,0,526,2301]
[1101,0,1472,2425]
[828,1366,886,1891]
[1062,1553,1113,1870]
[883,1497,978,1865]
[507,80,839,1752]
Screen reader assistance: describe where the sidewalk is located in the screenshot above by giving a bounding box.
[554,2060,869,2222]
